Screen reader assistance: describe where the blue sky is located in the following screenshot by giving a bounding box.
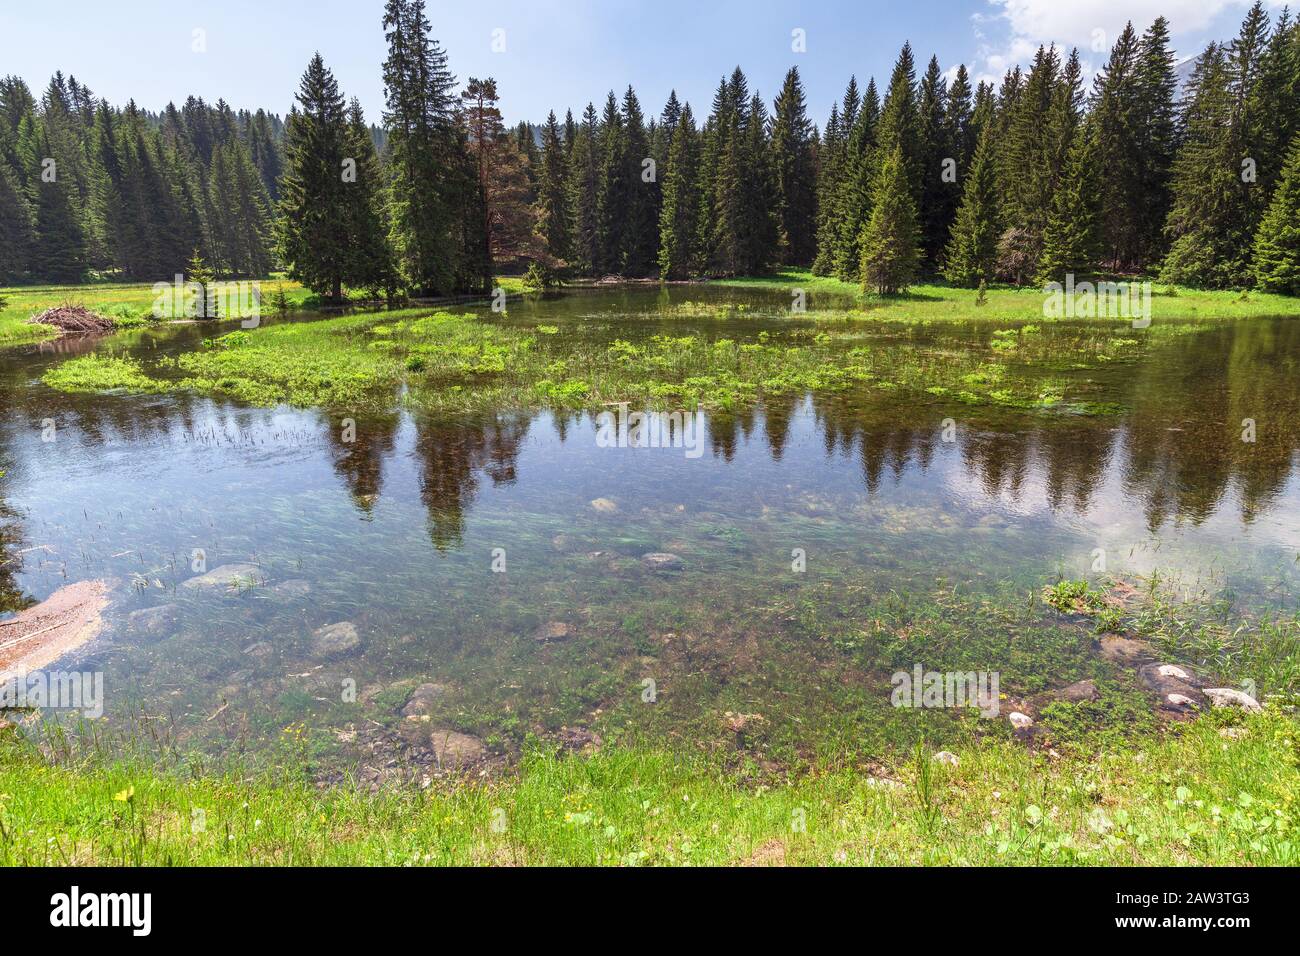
[0,1,1285,127]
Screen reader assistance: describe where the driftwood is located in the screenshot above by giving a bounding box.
[28,306,117,334]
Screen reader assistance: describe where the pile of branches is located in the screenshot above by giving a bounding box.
[29,305,117,333]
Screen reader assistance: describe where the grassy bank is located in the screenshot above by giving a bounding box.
[1,710,1295,866]
[718,269,1300,321]
[0,279,315,345]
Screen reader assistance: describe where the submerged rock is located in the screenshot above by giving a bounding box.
[1098,635,1153,663]
[589,498,619,514]
[429,729,485,769]
[309,622,361,660]
[181,563,264,590]
[558,726,603,753]
[401,682,450,717]
[127,603,179,640]
[532,621,573,643]
[641,552,684,571]
[1203,688,1262,712]
[272,579,312,600]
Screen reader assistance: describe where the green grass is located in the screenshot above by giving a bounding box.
[2,710,1296,866]
[41,354,171,394]
[0,278,315,345]
[41,302,1166,415]
[718,269,1300,322]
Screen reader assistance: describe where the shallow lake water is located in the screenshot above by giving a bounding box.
[2,287,1298,774]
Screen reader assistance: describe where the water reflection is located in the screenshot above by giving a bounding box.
[1,315,1299,606]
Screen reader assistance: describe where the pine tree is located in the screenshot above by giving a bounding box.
[568,103,600,274]
[1161,44,1247,287]
[942,123,999,287]
[1164,4,1274,287]
[1253,131,1300,293]
[0,159,32,282]
[658,103,699,279]
[770,67,816,265]
[916,55,950,265]
[382,0,481,294]
[859,143,919,295]
[1037,118,1102,283]
[276,53,351,300]
[621,86,658,276]
[342,98,393,294]
[31,127,86,282]
[462,77,536,264]
[536,110,571,265]
[594,91,628,274]
[831,78,880,280]
[1133,17,1178,267]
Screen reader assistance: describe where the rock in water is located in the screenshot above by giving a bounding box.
[402,682,450,716]
[309,622,361,660]
[181,564,264,590]
[272,579,312,600]
[1202,688,1262,712]
[127,603,179,640]
[532,621,573,643]
[430,729,485,769]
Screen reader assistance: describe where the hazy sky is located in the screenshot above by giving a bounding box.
[0,1,1285,127]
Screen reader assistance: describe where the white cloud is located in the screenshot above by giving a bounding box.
[969,0,1285,85]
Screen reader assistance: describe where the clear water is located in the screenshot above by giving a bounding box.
[2,288,1298,771]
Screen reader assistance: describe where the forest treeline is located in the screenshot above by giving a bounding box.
[2,0,1299,297]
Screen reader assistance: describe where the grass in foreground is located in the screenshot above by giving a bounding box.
[1,710,1296,865]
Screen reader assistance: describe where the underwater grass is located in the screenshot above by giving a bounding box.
[1,708,1297,866]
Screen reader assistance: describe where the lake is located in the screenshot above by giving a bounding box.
[3,286,1298,777]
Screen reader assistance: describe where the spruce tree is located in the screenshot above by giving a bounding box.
[942,123,999,287]
[31,127,87,282]
[342,98,393,294]
[593,92,628,274]
[621,86,658,276]
[536,110,572,265]
[916,55,950,266]
[831,78,880,280]
[276,54,350,300]
[1037,119,1102,283]
[568,103,600,274]
[770,67,816,265]
[1253,131,1300,293]
[859,143,919,295]
[658,103,699,279]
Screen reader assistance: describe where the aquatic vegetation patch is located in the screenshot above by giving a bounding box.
[41,355,171,394]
